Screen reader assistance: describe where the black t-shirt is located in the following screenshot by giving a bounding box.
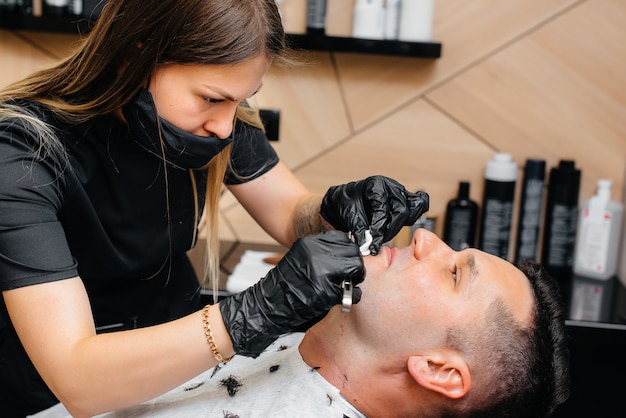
[0,101,278,329]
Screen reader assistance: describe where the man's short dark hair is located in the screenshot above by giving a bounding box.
[441,260,570,418]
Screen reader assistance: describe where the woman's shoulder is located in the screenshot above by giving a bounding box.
[0,99,64,142]
[0,99,71,186]
[1,98,54,122]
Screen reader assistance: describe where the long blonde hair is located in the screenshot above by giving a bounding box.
[0,0,299,298]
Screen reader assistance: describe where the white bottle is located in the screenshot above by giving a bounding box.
[384,0,401,40]
[573,179,624,280]
[398,0,434,42]
[619,160,626,287]
[352,0,385,40]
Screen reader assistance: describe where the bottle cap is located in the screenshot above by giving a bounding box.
[458,181,470,200]
[588,179,612,219]
[596,179,612,201]
[550,160,581,184]
[524,159,546,180]
[485,153,518,182]
[548,160,581,206]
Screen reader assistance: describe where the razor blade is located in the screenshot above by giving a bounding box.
[341,278,353,312]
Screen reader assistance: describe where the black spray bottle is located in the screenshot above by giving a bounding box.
[541,160,581,283]
[514,159,546,263]
[443,182,478,250]
[478,153,518,259]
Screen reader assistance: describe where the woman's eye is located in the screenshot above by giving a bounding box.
[452,268,458,285]
[204,97,222,104]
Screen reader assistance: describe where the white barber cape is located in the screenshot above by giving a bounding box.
[32,333,366,418]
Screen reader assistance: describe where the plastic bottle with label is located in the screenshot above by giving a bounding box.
[478,153,518,260]
[352,0,385,40]
[443,181,478,251]
[515,159,546,263]
[573,179,624,280]
[619,159,626,287]
[44,0,69,15]
[541,160,581,282]
[306,0,327,35]
[383,0,401,40]
[398,0,434,42]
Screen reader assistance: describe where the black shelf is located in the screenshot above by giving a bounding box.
[0,12,94,34]
[0,9,442,59]
[287,33,442,58]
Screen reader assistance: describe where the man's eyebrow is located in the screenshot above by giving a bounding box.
[464,252,478,297]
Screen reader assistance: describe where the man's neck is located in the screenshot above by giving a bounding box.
[298,308,378,416]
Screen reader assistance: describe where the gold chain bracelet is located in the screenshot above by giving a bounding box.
[202,305,232,363]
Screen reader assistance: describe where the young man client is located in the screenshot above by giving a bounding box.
[34,228,570,418]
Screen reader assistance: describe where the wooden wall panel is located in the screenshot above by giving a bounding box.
[222,98,497,245]
[250,52,351,169]
[334,0,578,131]
[427,0,626,203]
[294,99,496,233]
[225,0,625,245]
[15,30,82,60]
[0,30,60,88]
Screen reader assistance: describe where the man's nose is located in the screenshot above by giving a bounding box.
[412,228,448,259]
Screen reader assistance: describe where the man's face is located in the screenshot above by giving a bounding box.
[356,228,534,349]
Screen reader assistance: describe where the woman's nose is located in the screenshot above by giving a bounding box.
[412,228,450,259]
[204,104,237,139]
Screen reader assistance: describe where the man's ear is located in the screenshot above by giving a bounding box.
[407,350,471,399]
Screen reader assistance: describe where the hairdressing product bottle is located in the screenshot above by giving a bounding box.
[514,159,546,263]
[573,179,624,280]
[398,0,434,42]
[541,160,581,282]
[569,275,615,322]
[619,158,626,287]
[31,0,43,17]
[352,0,384,40]
[306,0,327,35]
[384,0,401,40]
[69,0,82,16]
[443,182,478,251]
[478,153,518,260]
[0,1,18,13]
[44,0,68,15]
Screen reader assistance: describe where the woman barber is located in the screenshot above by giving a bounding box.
[0,1,428,417]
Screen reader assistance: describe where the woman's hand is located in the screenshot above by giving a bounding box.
[219,231,364,357]
[320,175,429,255]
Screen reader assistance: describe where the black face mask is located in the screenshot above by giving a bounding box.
[122,89,233,169]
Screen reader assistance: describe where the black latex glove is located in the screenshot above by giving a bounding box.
[220,230,364,357]
[320,175,430,255]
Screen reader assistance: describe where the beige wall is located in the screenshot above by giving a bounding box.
[1,0,625,261]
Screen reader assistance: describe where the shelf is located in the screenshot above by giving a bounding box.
[0,10,442,59]
[0,12,93,34]
[287,33,442,58]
